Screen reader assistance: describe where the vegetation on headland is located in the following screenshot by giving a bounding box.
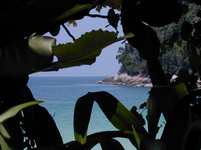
[102,3,201,86]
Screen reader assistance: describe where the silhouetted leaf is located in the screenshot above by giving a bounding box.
[130,106,145,127]
[139,102,147,109]
[85,130,130,149]
[64,141,83,150]
[74,91,143,146]
[122,19,160,60]
[52,30,131,69]
[132,126,141,149]
[141,139,166,150]
[107,9,120,30]
[0,101,41,150]
[0,101,41,123]
[49,26,60,36]
[100,139,125,150]
[53,30,116,59]
[147,93,161,138]
[56,4,93,22]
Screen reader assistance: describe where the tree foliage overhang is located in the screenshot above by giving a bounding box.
[1,0,201,150]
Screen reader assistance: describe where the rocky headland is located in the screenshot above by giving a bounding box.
[98,74,152,87]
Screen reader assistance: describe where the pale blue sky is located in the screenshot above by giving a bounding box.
[32,9,123,77]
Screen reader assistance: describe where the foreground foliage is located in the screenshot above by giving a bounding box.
[1,0,201,150]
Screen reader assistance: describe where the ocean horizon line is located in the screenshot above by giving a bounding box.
[30,75,111,77]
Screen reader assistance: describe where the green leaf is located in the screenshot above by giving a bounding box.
[0,124,11,150]
[40,30,132,71]
[0,101,42,123]
[0,134,11,150]
[52,30,118,69]
[73,91,144,146]
[0,101,42,150]
[28,35,56,57]
[0,124,10,139]
[0,101,41,150]
[132,126,141,149]
[122,32,135,40]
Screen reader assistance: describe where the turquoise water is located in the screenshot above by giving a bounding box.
[28,76,150,149]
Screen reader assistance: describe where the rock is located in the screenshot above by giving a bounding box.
[98,73,152,87]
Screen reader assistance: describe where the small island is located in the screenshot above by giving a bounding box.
[98,73,152,87]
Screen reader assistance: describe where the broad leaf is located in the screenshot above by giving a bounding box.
[147,95,161,139]
[51,30,133,69]
[1,39,53,75]
[64,134,126,150]
[52,30,118,69]
[49,26,60,36]
[0,101,41,123]
[132,126,141,149]
[73,91,146,147]
[0,134,11,150]
[64,141,83,150]
[107,9,120,30]
[100,139,125,150]
[0,124,10,139]
[141,139,166,150]
[0,124,11,150]
[84,130,131,149]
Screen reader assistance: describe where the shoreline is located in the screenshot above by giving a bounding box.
[98,74,152,87]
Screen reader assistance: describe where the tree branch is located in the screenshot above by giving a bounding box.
[62,24,76,41]
[87,14,108,19]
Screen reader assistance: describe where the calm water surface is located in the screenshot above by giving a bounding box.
[28,76,150,149]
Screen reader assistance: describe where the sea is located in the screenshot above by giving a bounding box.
[28,76,151,150]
